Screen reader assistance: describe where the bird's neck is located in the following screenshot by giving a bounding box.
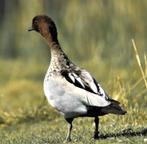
[47,40,70,72]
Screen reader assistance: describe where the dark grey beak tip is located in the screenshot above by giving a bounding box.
[28,27,34,32]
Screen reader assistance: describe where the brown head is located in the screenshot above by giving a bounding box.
[28,15,58,43]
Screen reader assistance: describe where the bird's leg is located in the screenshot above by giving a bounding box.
[65,118,73,142]
[94,116,99,139]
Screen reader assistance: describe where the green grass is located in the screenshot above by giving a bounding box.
[0,59,147,144]
[0,112,147,144]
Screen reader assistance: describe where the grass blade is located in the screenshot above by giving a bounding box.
[131,39,147,89]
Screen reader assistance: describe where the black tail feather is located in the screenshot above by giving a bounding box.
[101,100,127,115]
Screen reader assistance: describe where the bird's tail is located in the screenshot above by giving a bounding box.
[101,99,127,115]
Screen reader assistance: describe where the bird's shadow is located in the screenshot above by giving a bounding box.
[96,128,147,140]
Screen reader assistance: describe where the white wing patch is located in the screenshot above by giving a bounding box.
[80,70,98,94]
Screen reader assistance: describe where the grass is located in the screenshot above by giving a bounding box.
[0,112,146,144]
[0,54,147,144]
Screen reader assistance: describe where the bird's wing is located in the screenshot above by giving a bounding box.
[61,69,109,101]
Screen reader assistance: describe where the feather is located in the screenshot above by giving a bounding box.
[80,70,99,94]
[68,73,75,83]
[76,77,85,88]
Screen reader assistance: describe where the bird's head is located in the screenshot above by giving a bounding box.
[28,15,58,42]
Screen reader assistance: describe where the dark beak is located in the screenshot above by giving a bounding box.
[28,26,34,32]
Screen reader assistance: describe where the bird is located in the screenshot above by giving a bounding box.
[28,15,127,142]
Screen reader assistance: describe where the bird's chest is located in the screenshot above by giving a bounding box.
[43,76,64,107]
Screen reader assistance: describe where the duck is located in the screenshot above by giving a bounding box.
[28,15,127,142]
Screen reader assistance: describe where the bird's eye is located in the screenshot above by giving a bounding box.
[34,20,38,26]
